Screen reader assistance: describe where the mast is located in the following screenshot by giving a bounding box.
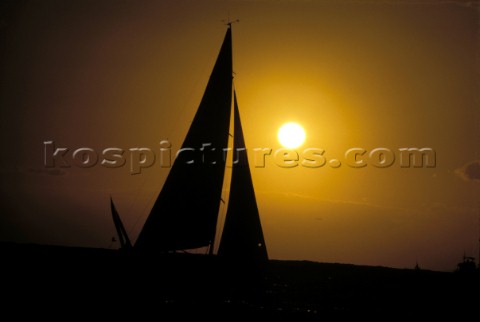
[218,91,268,263]
[135,27,233,252]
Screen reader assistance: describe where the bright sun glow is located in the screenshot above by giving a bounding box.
[278,122,306,149]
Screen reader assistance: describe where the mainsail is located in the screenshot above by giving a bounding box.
[217,92,268,262]
[135,28,233,251]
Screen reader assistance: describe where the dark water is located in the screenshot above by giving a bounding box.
[2,242,478,319]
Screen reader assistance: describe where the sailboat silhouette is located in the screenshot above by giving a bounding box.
[112,25,268,264]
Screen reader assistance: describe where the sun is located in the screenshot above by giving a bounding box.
[278,122,306,149]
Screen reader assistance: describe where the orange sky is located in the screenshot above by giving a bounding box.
[0,0,479,271]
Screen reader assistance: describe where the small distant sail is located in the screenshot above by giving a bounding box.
[110,197,132,250]
[218,91,268,263]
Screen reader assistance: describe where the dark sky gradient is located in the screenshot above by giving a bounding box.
[0,0,479,271]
